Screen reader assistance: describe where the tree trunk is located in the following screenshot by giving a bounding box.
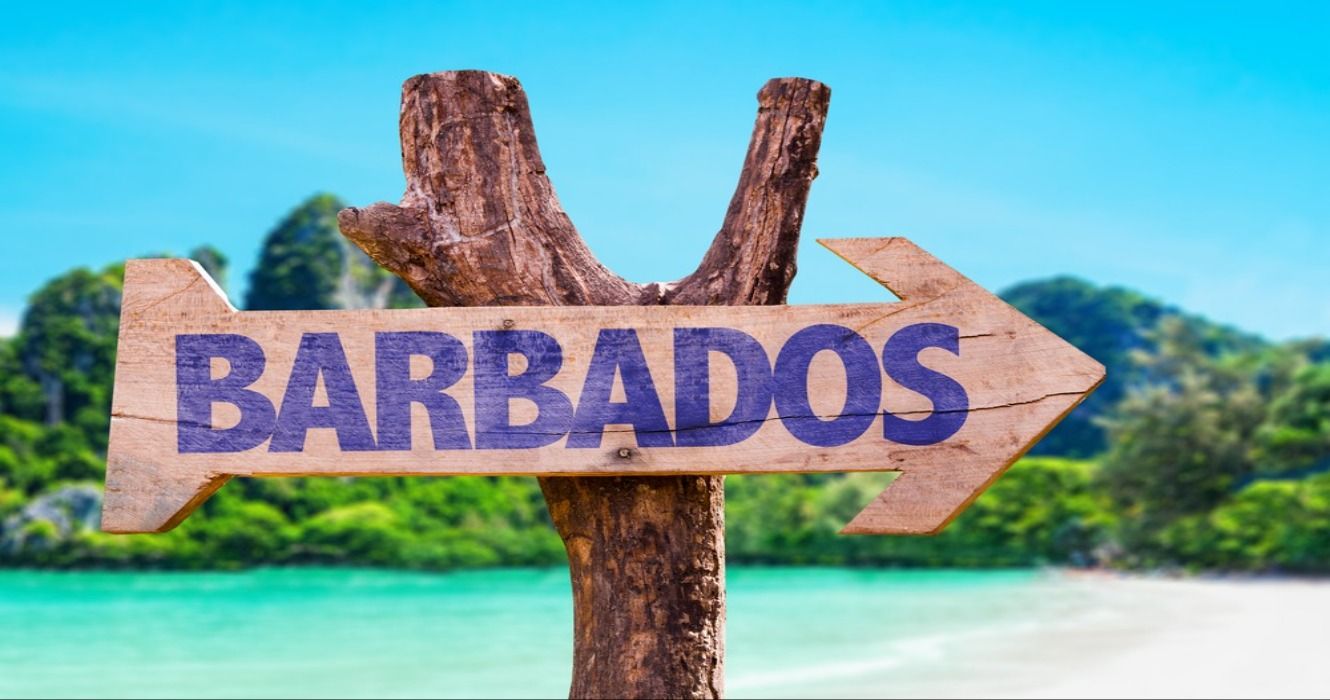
[541,475,726,698]
[340,70,829,699]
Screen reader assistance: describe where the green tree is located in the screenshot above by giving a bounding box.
[1253,363,1330,474]
[189,495,295,569]
[13,264,123,443]
[0,416,55,494]
[36,423,104,483]
[0,338,44,419]
[1159,474,1330,573]
[726,459,1113,568]
[245,193,420,311]
[1096,318,1267,561]
[299,502,410,565]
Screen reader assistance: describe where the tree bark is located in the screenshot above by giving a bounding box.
[340,70,829,699]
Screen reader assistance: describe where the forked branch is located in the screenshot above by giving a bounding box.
[339,69,829,700]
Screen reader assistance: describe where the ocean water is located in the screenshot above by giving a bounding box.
[0,567,1118,698]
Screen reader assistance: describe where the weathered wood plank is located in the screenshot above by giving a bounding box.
[103,237,1103,535]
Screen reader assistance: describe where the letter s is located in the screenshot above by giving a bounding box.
[881,323,969,446]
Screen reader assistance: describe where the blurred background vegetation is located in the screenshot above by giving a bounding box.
[2,193,1327,574]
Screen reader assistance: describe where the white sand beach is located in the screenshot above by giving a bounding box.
[1018,575,1330,699]
[896,574,1330,700]
[728,572,1330,700]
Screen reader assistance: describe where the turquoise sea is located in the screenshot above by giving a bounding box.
[0,568,1116,698]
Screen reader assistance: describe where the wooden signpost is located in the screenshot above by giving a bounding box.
[102,71,1104,698]
[105,238,1102,534]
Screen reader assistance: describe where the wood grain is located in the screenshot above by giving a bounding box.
[333,71,827,699]
[104,238,1103,535]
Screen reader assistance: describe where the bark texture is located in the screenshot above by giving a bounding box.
[340,70,829,699]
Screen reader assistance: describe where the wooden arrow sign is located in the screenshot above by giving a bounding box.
[103,237,1103,536]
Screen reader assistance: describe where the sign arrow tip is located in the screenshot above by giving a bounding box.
[819,236,1106,536]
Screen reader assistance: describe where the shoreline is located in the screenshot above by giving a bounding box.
[725,570,1330,699]
[1016,574,1330,699]
[4,567,1328,698]
[821,572,1330,700]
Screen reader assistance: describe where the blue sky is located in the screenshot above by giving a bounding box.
[1,1,1326,339]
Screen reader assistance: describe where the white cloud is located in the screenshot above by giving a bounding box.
[0,307,19,338]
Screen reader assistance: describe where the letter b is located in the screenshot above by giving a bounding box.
[473,330,574,449]
[176,334,276,453]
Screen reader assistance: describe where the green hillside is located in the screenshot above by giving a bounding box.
[1001,276,1264,457]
